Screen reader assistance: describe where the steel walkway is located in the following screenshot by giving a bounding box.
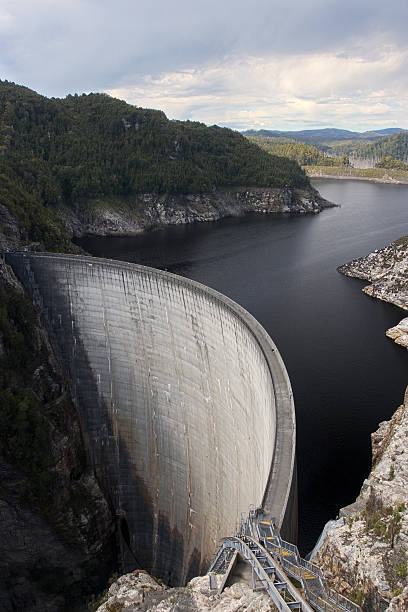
[208,511,361,612]
[208,534,313,611]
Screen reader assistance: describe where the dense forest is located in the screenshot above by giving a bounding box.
[375,156,408,170]
[315,131,408,161]
[0,81,309,250]
[336,132,408,161]
[247,136,348,166]
[246,128,408,166]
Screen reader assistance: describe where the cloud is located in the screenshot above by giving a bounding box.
[106,47,408,130]
[0,1,407,129]
[1,0,408,91]
[0,7,13,32]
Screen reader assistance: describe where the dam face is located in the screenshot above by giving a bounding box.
[6,253,296,585]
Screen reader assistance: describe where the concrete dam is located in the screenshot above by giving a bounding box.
[6,252,296,586]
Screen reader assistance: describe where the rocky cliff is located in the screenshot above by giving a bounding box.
[0,261,117,611]
[60,185,331,239]
[0,185,332,251]
[338,235,408,350]
[312,240,408,610]
[93,569,276,611]
[312,390,408,611]
[0,80,333,253]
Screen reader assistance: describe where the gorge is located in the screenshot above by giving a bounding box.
[1,82,408,611]
[5,251,297,588]
[79,179,408,556]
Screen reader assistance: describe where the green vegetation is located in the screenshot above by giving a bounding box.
[0,80,309,249]
[362,500,405,547]
[246,128,408,166]
[243,127,405,147]
[0,286,54,502]
[0,173,73,251]
[349,589,365,606]
[0,280,107,555]
[375,156,408,170]
[360,131,408,160]
[305,165,408,182]
[88,573,119,611]
[395,557,407,579]
[393,235,408,247]
[327,131,408,160]
[247,135,347,166]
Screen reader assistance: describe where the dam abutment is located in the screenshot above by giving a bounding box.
[6,252,296,584]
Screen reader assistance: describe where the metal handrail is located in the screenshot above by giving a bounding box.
[209,535,317,611]
[217,538,298,611]
[259,523,361,612]
[211,513,361,612]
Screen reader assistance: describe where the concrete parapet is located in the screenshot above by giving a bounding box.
[6,252,296,584]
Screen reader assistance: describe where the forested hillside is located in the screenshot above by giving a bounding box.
[245,128,408,165]
[353,131,408,161]
[247,135,348,166]
[322,131,408,160]
[0,81,309,250]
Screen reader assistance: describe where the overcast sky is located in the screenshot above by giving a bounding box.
[1,0,407,130]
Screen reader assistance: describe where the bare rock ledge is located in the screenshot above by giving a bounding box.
[338,236,408,351]
[60,186,333,239]
[95,569,275,611]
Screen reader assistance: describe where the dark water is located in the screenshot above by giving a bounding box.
[77,179,408,554]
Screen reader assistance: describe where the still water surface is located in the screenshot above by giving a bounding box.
[78,179,408,553]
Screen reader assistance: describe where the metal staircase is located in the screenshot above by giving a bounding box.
[208,510,362,612]
[208,534,313,611]
[256,518,360,612]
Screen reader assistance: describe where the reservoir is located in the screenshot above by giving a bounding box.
[77,179,408,554]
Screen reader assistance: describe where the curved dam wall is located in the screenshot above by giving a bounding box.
[6,252,296,585]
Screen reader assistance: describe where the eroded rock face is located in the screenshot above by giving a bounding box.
[312,390,408,611]
[0,263,117,611]
[0,204,21,251]
[0,186,332,252]
[338,236,408,350]
[386,585,408,610]
[386,318,408,350]
[96,570,276,611]
[61,187,332,239]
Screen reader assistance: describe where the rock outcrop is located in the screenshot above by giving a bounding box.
[386,318,408,349]
[312,389,408,611]
[0,261,117,611]
[0,204,21,251]
[94,569,275,611]
[338,235,408,349]
[312,237,408,610]
[60,186,332,239]
[0,186,332,252]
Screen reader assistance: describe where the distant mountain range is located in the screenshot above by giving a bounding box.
[242,127,406,145]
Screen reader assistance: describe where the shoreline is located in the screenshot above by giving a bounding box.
[308,171,408,185]
[338,237,408,350]
[311,239,408,610]
[0,186,333,251]
[59,186,333,241]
